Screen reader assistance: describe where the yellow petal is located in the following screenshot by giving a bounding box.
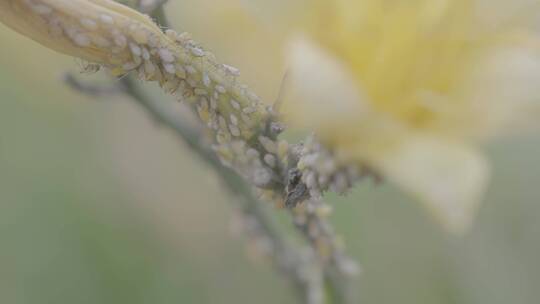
[367,135,490,235]
[287,38,490,234]
[459,37,540,139]
[285,37,368,140]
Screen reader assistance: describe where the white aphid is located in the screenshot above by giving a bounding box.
[73,33,91,47]
[163,63,176,74]
[230,114,238,126]
[264,154,277,168]
[230,99,241,110]
[80,18,98,30]
[190,46,205,57]
[159,48,175,62]
[229,124,241,137]
[99,14,114,25]
[215,85,226,94]
[129,42,142,57]
[223,64,240,77]
[202,73,211,87]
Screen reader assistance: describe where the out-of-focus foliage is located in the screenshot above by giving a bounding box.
[1,1,540,303]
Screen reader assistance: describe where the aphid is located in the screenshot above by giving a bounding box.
[77,59,101,74]
[144,60,157,76]
[258,136,277,153]
[210,98,218,110]
[194,88,208,96]
[92,35,111,48]
[218,115,228,131]
[123,61,140,71]
[29,2,53,15]
[176,32,192,44]
[318,174,330,187]
[165,29,177,40]
[80,18,98,30]
[99,14,114,25]
[222,64,240,77]
[139,47,149,60]
[73,33,91,47]
[215,85,226,94]
[216,130,231,145]
[243,106,256,114]
[186,76,198,88]
[163,78,180,93]
[158,48,175,62]
[170,64,184,79]
[241,113,252,125]
[199,97,209,109]
[129,42,142,57]
[202,73,211,87]
[229,124,241,137]
[230,114,238,126]
[132,27,149,44]
[246,148,260,159]
[113,34,127,48]
[247,91,260,103]
[162,63,176,74]
[185,65,197,74]
[190,46,205,57]
[230,99,241,110]
[264,154,277,168]
[47,17,63,36]
[253,167,272,187]
[304,171,318,190]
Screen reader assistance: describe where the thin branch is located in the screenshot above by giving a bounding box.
[119,76,324,304]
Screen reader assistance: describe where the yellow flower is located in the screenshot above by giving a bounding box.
[280,0,540,233]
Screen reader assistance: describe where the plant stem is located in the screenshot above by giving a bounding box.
[119,76,323,303]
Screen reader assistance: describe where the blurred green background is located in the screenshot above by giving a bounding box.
[1,1,540,303]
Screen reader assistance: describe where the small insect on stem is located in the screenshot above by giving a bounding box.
[76,59,102,74]
[223,64,240,78]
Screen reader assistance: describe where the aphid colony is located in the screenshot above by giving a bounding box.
[21,0,287,190]
[298,136,366,197]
